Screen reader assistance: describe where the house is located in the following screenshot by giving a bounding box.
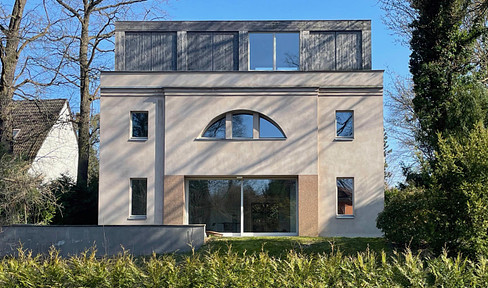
[12,99,78,183]
[99,20,384,237]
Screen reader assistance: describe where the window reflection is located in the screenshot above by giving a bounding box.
[131,112,148,138]
[203,117,226,138]
[232,113,253,138]
[259,117,285,138]
[249,33,299,71]
[131,179,147,216]
[188,178,297,234]
[276,33,299,70]
[337,178,353,215]
[243,179,296,233]
[249,33,273,70]
[189,180,241,233]
[336,111,353,137]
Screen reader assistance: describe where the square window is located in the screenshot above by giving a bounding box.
[336,111,353,138]
[337,178,354,217]
[131,178,147,216]
[249,33,299,71]
[131,112,148,139]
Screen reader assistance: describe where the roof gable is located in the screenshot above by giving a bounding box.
[12,99,69,159]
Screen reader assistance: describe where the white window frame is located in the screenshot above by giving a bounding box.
[185,177,298,237]
[128,178,147,220]
[336,177,355,219]
[335,110,354,140]
[12,129,20,139]
[129,111,148,141]
[248,32,300,71]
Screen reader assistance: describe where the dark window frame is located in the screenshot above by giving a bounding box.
[130,111,149,140]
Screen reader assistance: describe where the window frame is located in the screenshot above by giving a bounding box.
[129,111,149,141]
[335,110,354,140]
[12,129,20,139]
[336,177,355,219]
[248,32,300,71]
[128,178,148,220]
[198,111,286,141]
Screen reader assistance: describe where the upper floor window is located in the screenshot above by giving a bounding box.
[336,111,354,139]
[131,111,148,139]
[200,111,286,140]
[249,33,299,71]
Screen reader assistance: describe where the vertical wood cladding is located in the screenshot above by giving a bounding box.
[187,32,238,71]
[125,32,176,71]
[307,31,362,71]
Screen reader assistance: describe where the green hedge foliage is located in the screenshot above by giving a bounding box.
[1,247,488,287]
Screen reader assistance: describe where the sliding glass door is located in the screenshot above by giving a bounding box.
[188,178,297,235]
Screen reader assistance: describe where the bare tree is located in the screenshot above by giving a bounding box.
[53,0,165,189]
[0,0,61,152]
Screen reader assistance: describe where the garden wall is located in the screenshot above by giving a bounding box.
[0,224,205,257]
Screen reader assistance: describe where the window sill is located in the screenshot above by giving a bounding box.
[334,137,354,142]
[127,215,147,220]
[128,138,148,142]
[336,215,355,219]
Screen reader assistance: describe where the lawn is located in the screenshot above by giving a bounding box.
[200,236,391,258]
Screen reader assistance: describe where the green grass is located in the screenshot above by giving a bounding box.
[200,237,391,258]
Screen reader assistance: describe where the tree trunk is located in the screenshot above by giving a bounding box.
[0,0,27,153]
[76,14,91,189]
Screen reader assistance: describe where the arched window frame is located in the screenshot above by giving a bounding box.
[199,110,286,140]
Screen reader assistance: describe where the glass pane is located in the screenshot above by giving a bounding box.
[203,117,226,138]
[249,33,273,70]
[243,179,297,233]
[276,33,299,70]
[232,114,253,138]
[189,180,241,233]
[336,111,353,137]
[337,178,353,215]
[132,112,148,138]
[131,179,147,215]
[259,117,285,138]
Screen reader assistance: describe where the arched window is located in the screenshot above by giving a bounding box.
[200,111,286,140]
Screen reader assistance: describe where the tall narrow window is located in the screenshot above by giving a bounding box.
[232,113,253,138]
[249,33,299,71]
[131,178,147,216]
[131,111,148,139]
[336,111,353,138]
[337,178,354,217]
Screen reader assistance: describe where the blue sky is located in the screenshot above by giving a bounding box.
[164,0,411,77]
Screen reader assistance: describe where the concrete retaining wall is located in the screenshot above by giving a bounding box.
[0,225,205,257]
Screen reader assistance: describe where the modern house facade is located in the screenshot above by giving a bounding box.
[99,20,384,237]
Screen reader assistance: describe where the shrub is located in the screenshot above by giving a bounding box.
[1,247,488,287]
[376,186,433,249]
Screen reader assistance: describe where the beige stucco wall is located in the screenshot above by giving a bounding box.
[99,71,384,237]
[164,91,317,176]
[318,90,384,237]
[99,94,163,225]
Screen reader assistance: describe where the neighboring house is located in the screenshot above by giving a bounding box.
[12,99,78,183]
[99,20,384,237]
